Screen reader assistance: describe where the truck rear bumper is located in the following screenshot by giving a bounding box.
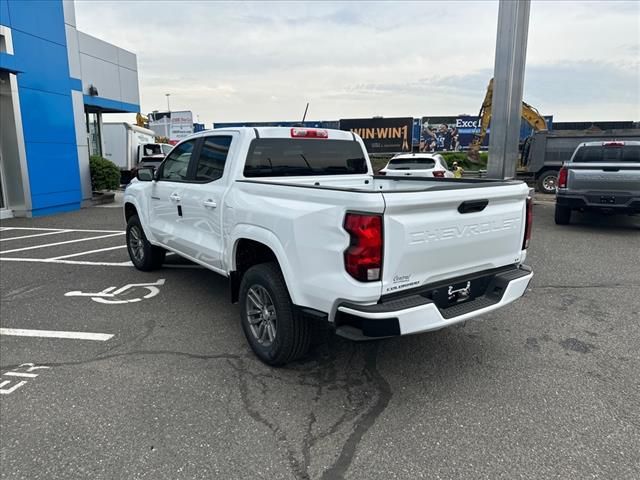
[557,193,640,213]
[335,265,533,340]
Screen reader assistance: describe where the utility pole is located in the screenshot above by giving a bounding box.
[486,0,531,179]
[165,93,171,112]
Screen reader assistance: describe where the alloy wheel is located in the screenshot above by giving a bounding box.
[246,285,277,347]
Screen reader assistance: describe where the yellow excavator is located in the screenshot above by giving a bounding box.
[467,78,548,163]
[135,113,148,128]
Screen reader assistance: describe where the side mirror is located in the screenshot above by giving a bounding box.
[136,167,155,182]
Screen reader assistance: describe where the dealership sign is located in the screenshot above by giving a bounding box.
[148,110,194,144]
[339,117,413,154]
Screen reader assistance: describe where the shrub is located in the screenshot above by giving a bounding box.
[89,155,120,191]
[439,151,488,170]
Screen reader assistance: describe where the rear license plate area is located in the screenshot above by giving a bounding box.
[599,195,616,204]
[428,278,491,308]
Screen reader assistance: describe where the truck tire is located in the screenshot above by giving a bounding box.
[239,262,310,366]
[554,205,571,225]
[126,214,166,271]
[537,170,559,194]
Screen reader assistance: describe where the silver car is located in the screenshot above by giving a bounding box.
[555,140,640,224]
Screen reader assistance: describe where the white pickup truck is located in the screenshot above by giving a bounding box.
[123,127,533,365]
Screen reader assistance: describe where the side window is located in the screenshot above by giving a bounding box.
[194,136,232,182]
[158,141,195,181]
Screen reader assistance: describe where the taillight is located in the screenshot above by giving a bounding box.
[344,213,383,282]
[432,170,445,178]
[523,196,533,249]
[603,141,624,148]
[557,167,568,189]
[290,128,328,138]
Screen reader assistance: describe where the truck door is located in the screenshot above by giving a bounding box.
[178,134,235,269]
[148,140,197,252]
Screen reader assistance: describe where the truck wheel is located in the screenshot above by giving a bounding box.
[126,215,166,271]
[554,205,571,225]
[239,262,310,366]
[537,170,559,194]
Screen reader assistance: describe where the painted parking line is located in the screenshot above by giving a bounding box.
[0,227,123,233]
[0,257,133,267]
[0,230,71,242]
[48,245,127,260]
[3,371,39,378]
[0,328,114,341]
[0,232,124,255]
[0,256,203,268]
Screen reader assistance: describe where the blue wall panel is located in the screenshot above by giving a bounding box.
[0,52,18,72]
[5,0,65,45]
[25,142,80,196]
[3,0,83,217]
[19,88,76,144]
[0,0,10,26]
[26,142,81,206]
[11,30,73,95]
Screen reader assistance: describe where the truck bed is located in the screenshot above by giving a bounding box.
[237,175,521,193]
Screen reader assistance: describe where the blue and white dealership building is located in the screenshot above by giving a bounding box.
[0,0,140,218]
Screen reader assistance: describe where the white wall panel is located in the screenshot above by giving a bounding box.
[78,31,118,64]
[76,145,92,202]
[117,48,137,71]
[77,31,140,108]
[80,52,121,100]
[65,25,81,79]
[118,67,140,105]
[62,0,76,27]
[71,90,87,147]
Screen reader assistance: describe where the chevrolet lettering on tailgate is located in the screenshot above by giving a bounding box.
[409,218,519,245]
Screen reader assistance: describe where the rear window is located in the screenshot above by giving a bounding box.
[573,145,640,163]
[387,158,436,170]
[244,139,368,177]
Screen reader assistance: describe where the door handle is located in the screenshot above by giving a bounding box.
[458,199,488,214]
[203,199,217,208]
[169,193,181,202]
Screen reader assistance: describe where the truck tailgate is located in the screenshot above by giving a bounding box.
[381,183,530,295]
[567,163,640,192]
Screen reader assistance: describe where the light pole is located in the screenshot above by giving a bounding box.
[486,0,531,179]
[165,93,171,112]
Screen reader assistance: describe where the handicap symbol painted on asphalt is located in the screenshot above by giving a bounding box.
[65,279,165,304]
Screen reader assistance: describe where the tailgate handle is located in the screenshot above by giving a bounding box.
[458,199,488,214]
[602,167,620,172]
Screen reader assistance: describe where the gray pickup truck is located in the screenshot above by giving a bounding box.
[555,141,640,224]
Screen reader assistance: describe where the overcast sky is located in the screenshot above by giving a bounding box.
[76,0,640,125]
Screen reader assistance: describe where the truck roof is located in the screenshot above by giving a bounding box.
[183,126,356,142]
[578,140,640,147]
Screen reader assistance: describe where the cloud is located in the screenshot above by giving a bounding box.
[75,1,639,123]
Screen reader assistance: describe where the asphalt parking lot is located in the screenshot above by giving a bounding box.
[1,200,639,480]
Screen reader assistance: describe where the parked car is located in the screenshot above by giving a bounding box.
[379,153,453,177]
[555,141,640,224]
[124,127,534,365]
